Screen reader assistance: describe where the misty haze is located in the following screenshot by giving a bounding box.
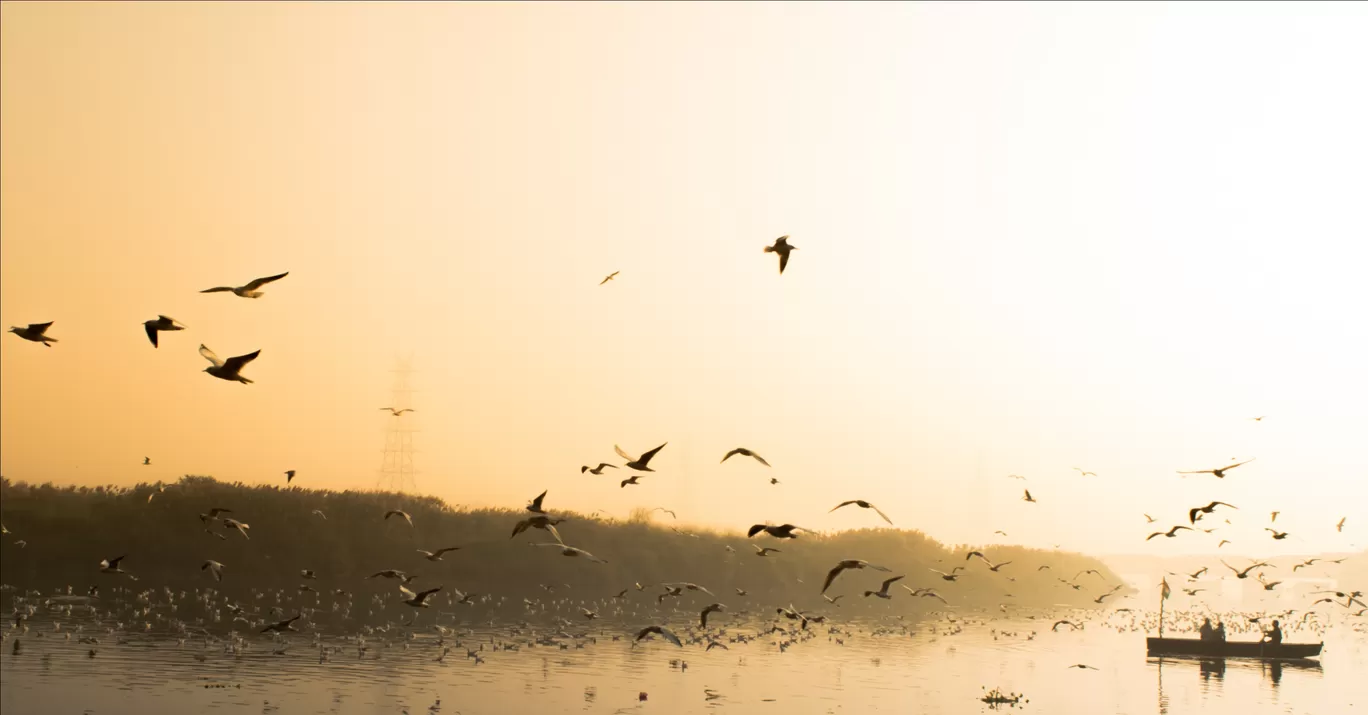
[1,3,1366,715]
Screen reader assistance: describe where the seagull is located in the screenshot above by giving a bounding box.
[1146,525,1193,541]
[829,500,893,525]
[721,448,770,467]
[930,567,964,582]
[531,542,607,563]
[222,518,250,540]
[823,594,845,605]
[1023,489,1036,503]
[581,463,617,474]
[1337,517,1346,533]
[1292,559,1320,572]
[1052,620,1081,631]
[863,575,904,599]
[1073,468,1097,477]
[1178,459,1255,479]
[620,475,643,488]
[380,407,415,416]
[699,603,727,628]
[202,561,225,582]
[416,547,461,562]
[201,508,233,520]
[598,271,620,285]
[1144,514,1156,523]
[199,272,289,299]
[651,507,677,519]
[763,235,797,274]
[366,570,411,581]
[1218,539,1231,548]
[384,510,413,527]
[399,585,443,608]
[747,524,808,539]
[300,569,317,579]
[143,457,152,466]
[1069,664,1099,670]
[311,509,327,520]
[1188,501,1237,524]
[1251,416,1265,421]
[199,345,260,384]
[99,555,130,576]
[526,490,548,514]
[141,315,186,348]
[1007,474,1027,480]
[8,322,57,347]
[822,560,892,594]
[1221,560,1271,579]
[1183,588,1205,596]
[285,470,296,484]
[634,626,682,647]
[511,515,565,542]
[1187,567,1208,580]
[1271,511,1280,523]
[615,442,667,471]
[753,545,781,557]
[1257,573,1282,591]
[260,615,301,633]
[1265,528,1289,540]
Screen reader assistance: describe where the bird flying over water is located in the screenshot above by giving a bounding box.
[581,463,617,474]
[1266,528,1289,540]
[511,515,564,542]
[829,500,893,525]
[416,547,461,562]
[142,315,186,348]
[200,272,289,299]
[616,443,667,471]
[1073,468,1097,477]
[600,271,619,285]
[620,475,643,488]
[384,510,413,527]
[379,407,414,416]
[763,235,797,274]
[199,345,260,384]
[1221,560,1271,579]
[699,603,727,628]
[863,575,904,599]
[260,615,301,634]
[99,555,130,576]
[399,585,443,608]
[223,518,250,540]
[822,559,892,594]
[1337,517,1346,532]
[634,625,682,647]
[1023,490,1036,503]
[1188,501,1237,524]
[721,448,770,467]
[1178,459,1255,478]
[527,490,548,514]
[285,470,295,483]
[748,524,808,539]
[202,560,225,582]
[753,544,781,556]
[8,322,57,346]
[930,567,964,582]
[532,542,607,563]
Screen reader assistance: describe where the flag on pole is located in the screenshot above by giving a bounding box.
[1161,577,1172,600]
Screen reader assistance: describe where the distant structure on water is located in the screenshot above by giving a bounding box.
[377,356,418,493]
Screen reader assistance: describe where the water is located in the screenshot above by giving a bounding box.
[3,612,1363,715]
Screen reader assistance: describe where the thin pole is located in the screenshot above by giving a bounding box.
[1158,580,1166,639]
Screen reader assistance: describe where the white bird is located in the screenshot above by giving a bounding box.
[199,345,260,384]
[8,321,57,347]
[142,315,186,348]
[634,625,682,647]
[526,490,549,514]
[863,575,904,599]
[531,542,607,564]
[311,510,327,520]
[385,510,414,527]
[99,555,130,576]
[380,407,415,416]
[399,584,443,608]
[753,544,781,557]
[615,443,667,472]
[721,448,770,467]
[417,547,461,562]
[223,519,251,540]
[200,272,289,299]
[763,235,797,274]
[202,560,225,582]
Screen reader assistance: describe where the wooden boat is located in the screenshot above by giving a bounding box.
[1146,637,1322,660]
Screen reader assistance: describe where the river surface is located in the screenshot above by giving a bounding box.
[2,613,1363,715]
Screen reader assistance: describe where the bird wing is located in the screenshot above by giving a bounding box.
[200,286,235,294]
[614,444,636,462]
[720,449,740,463]
[433,547,461,557]
[1188,508,1200,524]
[881,575,905,589]
[871,504,893,525]
[222,350,261,374]
[1220,459,1255,471]
[145,323,159,347]
[778,251,790,274]
[244,272,289,290]
[829,501,857,513]
[198,345,224,367]
[749,452,770,466]
[399,584,416,599]
[822,563,848,594]
[636,442,667,467]
[1146,532,1162,541]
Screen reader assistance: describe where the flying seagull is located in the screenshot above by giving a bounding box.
[99,555,131,576]
[822,559,891,594]
[531,542,607,564]
[763,235,797,274]
[385,510,414,527]
[199,345,260,384]
[511,515,564,542]
[285,470,296,483]
[699,603,727,628]
[223,518,250,540]
[380,407,415,416]
[620,475,643,488]
[1265,528,1289,540]
[1023,489,1036,503]
[1220,560,1271,579]
[200,272,289,299]
[526,490,548,514]
[1073,468,1097,477]
[1177,459,1255,479]
[600,271,619,285]
[143,457,151,466]
[399,585,443,608]
[8,322,57,347]
[1146,525,1193,541]
[1188,501,1237,524]
[747,524,808,539]
[634,625,682,647]
[202,560,225,582]
[863,575,904,599]
[1337,517,1346,533]
[142,315,186,348]
[753,544,781,556]
[260,614,301,634]
[829,500,893,525]
[581,463,617,474]
[615,443,667,471]
[416,547,461,562]
[721,448,770,467]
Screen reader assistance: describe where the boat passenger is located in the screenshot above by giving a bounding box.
[1214,621,1226,642]
[1198,618,1215,641]
[1261,620,1282,646]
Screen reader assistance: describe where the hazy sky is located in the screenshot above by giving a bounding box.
[3,2,1366,556]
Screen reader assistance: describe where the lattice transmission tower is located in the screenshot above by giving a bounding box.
[377,357,419,493]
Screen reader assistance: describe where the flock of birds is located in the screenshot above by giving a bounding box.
[4,236,1365,712]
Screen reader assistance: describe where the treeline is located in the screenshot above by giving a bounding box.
[0,476,1129,615]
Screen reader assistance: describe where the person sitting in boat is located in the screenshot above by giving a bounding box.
[1199,618,1215,641]
[1261,620,1283,646]
[1214,620,1227,642]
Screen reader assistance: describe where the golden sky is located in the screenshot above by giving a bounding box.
[3,2,1366,556]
